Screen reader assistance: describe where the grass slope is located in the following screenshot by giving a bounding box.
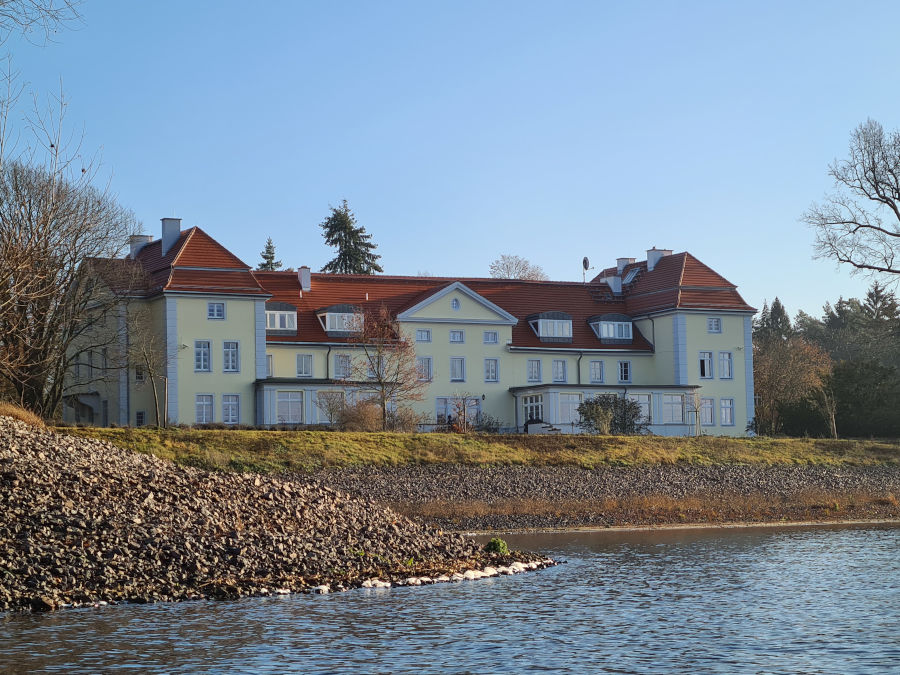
[58,427,900,474]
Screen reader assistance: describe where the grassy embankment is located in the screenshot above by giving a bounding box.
[59,426,900,473]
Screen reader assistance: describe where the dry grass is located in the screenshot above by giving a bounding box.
[57,426,900,474]
[0,402,45,428]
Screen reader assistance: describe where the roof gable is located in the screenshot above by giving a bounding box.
[396,282,518,325]
[172,227,251,269]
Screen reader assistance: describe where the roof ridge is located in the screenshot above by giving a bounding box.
[170,226,198,267]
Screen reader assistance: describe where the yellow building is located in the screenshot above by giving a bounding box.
[64,221,756,436]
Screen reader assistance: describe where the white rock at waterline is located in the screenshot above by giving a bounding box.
[312,585,330,594]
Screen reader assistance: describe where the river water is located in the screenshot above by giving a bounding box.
[2,523,898,674]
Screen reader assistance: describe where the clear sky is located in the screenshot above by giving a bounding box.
[10,0,900,318]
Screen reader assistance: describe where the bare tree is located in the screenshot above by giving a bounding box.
[489,254,549,281]
[126,308,171,427]
[341,305,428,430]
[0,0,81,44]
[804,119,900,277]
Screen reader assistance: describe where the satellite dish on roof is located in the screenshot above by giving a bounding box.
[582,256,590,271]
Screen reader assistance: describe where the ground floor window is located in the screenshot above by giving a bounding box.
[700,397,715,426]
[135,410,146,427]
[720,398,735,426]
[223,394,240,425]
[276,391,303,424]
[628,393,651,423]
[523,394,544,422]
[662,394,684,424]
[435,396,480,427]
[195,394,213,424]
[317,391,345,423]
[559,393,582,424]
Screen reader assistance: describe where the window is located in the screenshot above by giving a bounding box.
[700,398,715,426]
[618,360,631,383]
[207,302,225,320]
[527,359,542,383]
[223,394,240,425]
[483,330,499,344]
[266,354,273,377]
[628,394,651,423]
[416,356,433,381]
[662,394,684,424]
[276,391,303,424]
[416,329,432,343]
[589,360,604,384]
[449,330,465,343]
[451,298,461,311]
[135,411,146,427]
[721,398,735,426]
[536,319,572,338]
[135,365,145,383]
[334,354,351,379]
[559,393,582,424]
[194,341,211,372]
[707,317,722,334]
[223,341,239,372]
[552,359,567,383]
[266,311,296,330]
[719,352,733,379]
[523,395,544,422]
[699,351,713,379]
[297,354,313,378]
[484,358,499,382]
[327,312,361,332]
[316,391,344,423]
[450,357,465,382]
[598,321,633,339]
[366,355,384,379]
[195,394,213,424]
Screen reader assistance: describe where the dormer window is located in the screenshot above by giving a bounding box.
[527,312,573,343]
[589,313,634,344]
[317,304,363,337]
[265,302,298,334]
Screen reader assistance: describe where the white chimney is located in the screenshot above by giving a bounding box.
[646,247,673,272]
[298,265,311,292]
[161,217,182,256]
[128,234,153,259]
[616,257,635,275]
[606,276,622,294]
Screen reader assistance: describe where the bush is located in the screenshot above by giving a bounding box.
[0,401,45,428]
[484,537,510,556]
[578,396,647,435]
[475,413,504,433]
[337,400,382,432]
[385,406,426,432]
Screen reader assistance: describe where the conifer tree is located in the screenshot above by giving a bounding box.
[319,200,383,274]
[257,237,282,271]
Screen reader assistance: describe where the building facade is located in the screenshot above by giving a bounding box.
[63,220,756,436]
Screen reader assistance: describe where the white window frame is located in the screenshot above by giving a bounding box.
[662,394,684,424]
[721,398,735,426]
[223,394,240,425]
[552,359,567,383]
[416,356,433,381]
[527,359,542,383]
[618,360,631,383]
[534,318,572,338]
[366,355,384,379]
[707,317,722,334]
[700,397,715,426]
[207,302,225,320]
[326,312,362,332]
[628,393,651,423]
[589,360,604,384]
[523,394,544,422]
[449,330,465,344]
[223,340,240,373]
[266,354,273,377]
[483,330,499,344]
[598,321,632,339]
[416,329,432,343]
[194,340,211,372]
[266,311,297,331]
[334,353,351,379]
[719,352,734,379]
[699,351,713,379]
[276,390,304,425]
[450,357,465,382]
[451,298,461,311]
[559,393,582,425]
[484,358,499,383]
[195,394,214,424]
[297,353,313,378]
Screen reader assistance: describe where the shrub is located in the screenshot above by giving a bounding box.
[386,406,427,432]
[475,413,504,433]
[578,396,647,435]
[484,537,509,556]
[0,401,45,428]
[337,400,382,432]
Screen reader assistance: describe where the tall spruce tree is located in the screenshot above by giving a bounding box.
[319,200,383,274]
[257,237,282,271]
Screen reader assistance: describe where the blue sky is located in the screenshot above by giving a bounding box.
[11,0,900,317]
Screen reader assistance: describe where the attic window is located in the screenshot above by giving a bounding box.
[451,298,461,311]
[595,321,632,340]
[623,269,639,284]
[266,311,296,330]
[326,312,362,332]
[526,312,573,343]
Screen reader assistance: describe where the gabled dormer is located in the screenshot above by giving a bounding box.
[266,302,298,335]
[588,313,633,344]
[317,304,363,338]
[527,311,573,343]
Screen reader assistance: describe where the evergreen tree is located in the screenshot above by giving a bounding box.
[257,237,282,271]
[753,297,793,341]
[319,200,383,274]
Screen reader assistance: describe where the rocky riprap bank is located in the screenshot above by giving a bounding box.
[316,464,900,530]
[0,417,550,613]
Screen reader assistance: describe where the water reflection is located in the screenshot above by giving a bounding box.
[2,524,899,673]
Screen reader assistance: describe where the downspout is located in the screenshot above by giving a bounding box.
[513,392,520,433]
[576,351,583,385]
[325,345,332,379]
[649,317,656,350]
